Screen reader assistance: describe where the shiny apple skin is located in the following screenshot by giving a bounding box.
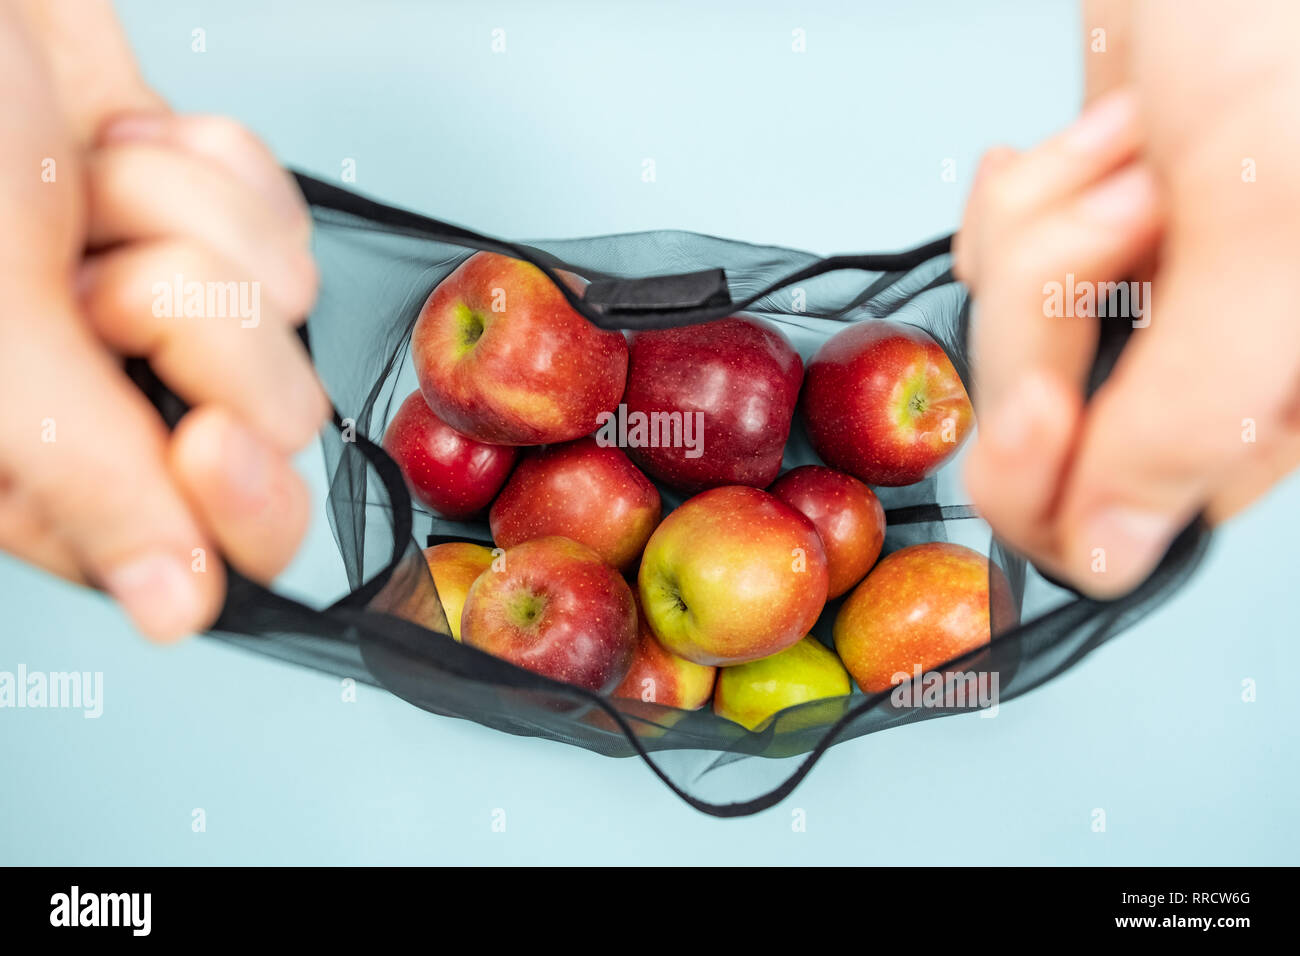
[638,486,828,666]
[382,389,517,519]
[622,316,803,493]
[613,600,716,710]
[412,251,628,445]
[461,536,637,693]
[714,635,851,731]
[800,321,973,486]
[490,438,660,571]
[833,542,1014,694]
[422,542,496,641]
[769,465,886,598]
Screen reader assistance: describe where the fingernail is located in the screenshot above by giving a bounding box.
[1080,506,1179,595]
[99,112,168,146]
[221,419,273,508]
[1078,166,1158,222]
[1065,90,1138,152]
[104,552,202,641]
[984,373,1052,454]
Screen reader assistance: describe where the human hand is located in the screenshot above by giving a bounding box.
[957,0,1300,597]
[0,0,328,638]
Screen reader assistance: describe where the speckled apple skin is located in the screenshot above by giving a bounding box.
[412,251,628,445]
[422,542,495,641]
[490,438,660,571]
[638,486,829,666]
[622,316,803,493]
[382,390,517,519]
[834,542,1013,694]
[769,465,886,598]
[800,321,973,486]
[461,536,637,693]
[613,601,716,710]
[714,636,851,731]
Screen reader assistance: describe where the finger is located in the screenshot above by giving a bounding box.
[170,406,312,582]
[972,162,1163,419]
[1082,0,1134,103]
[0,298,225,641]
[99,113,312,253]
[953,146,1017,287]
[78,238,330,452]
[965,89,1143,263]
[964,368,1082,561]
[84,143,317,320]
[13,0,165,145]
[1206,430,1300,524]
[0,473,82,583]
[1055,255,1300,597]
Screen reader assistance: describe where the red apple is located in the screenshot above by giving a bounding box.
[461,536,637,693]
[613,601,716,710]
[382,389,517,518]
[833,542,1014,693]
[422,542,496,641]
[638,486,828,666]
[769,465,886,598]
[800,321,973,486]
[622,316,803,493]
[490,438,660,571]
[411,251,628,445]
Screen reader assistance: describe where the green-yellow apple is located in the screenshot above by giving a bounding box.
[461,536,637,692]
[714,636,851,731]
[834,542,1013,693]
[769,464,886,598]
[422,542,495,641]
[638,486,829,666]
[411,251,628,445]
[613,601,716,710]
[490,437,660,571]
[800,321,973,486]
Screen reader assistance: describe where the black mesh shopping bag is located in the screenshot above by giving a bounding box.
[130,173,1209,817]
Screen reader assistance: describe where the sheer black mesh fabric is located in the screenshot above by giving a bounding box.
[147,174,1210,817]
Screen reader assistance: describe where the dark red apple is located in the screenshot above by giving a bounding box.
[490,437,660,571]
[461,536,637,693]
[769,465,886,598]
[411,251,627,445]
[382,389,517,519]
[800,321,973,486]
[622,316,803,493]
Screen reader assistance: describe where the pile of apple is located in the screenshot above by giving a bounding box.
[383,251,1003,731]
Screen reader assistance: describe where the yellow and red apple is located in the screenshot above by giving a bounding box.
[613,602,716,710]
[714,636,851,731]
[834,542,1013,693]
[490,438,660,571]
[422,541,495,641]
[411,251,627,445]
[461,536,637,693]
[769,465,886,598]
[638,486,829,666]
[800,320,973,486]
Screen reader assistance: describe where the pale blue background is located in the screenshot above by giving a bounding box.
[2,0,1296,864]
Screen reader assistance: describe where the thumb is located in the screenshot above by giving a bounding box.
[14,0,167,144]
